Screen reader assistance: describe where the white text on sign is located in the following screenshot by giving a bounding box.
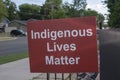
[30,28,93,65]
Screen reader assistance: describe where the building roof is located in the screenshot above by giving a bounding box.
[10,20,27,26]
[9,19,37,26]
[0,19,10,28]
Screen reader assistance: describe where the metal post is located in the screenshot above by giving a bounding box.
[47,73,50,80]
[77,73,79,80]
[62,73,64,80]
[69,73,71,80]
[55,73,57,80]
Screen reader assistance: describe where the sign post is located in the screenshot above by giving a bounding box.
[47,73,49,80]
[62,73,64,80]
[27,16,98,73]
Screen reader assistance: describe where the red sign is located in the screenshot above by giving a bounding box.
[27,16,98,73]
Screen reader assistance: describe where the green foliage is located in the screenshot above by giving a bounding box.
[84,9,105,28]
[4,0,18,21]
[1,0,105,21]
[19,4,41,20]
[40,0,66,19]
[49,0,62,8]
[0,0,8,21]
[84,9,104,22]
[84,9,98,16]
[50,9,66,19]
[0,52,28,64]
[63,0,87,17]
[8,2,18,20]
[104,0,120,28]
[73,0,87,10]
[63,2,78,17]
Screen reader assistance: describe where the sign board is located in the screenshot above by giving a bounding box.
[27,16,98,73]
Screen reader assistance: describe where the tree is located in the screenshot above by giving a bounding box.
[63,0,87,17]
[0,0,7,21]
[63,2,78,17]
[3,0,18,20]
[19,4,41,20]
[104,0,120,28]
[84,9,104,29]
[73,0,87,10]
[8,2,18,20]
[41,0,66,19]
[84,9,98,16]
[50,9,66,19]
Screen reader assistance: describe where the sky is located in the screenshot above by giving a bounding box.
[11,0,108,15]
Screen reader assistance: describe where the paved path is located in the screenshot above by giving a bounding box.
[0,58,74,80]
[0,58,40,80]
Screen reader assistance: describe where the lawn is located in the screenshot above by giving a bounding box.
[0,32,10,37]
[0,52,28,64]
[0,32,15,41]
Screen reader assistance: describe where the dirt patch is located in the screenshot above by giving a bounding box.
[0,37,17,41]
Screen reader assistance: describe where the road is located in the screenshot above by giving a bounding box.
[0,37,28,56]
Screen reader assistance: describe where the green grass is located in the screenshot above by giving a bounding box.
[0,52,28,64]
[0,32,10,37]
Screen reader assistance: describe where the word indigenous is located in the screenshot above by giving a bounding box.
[31,28,93,40]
